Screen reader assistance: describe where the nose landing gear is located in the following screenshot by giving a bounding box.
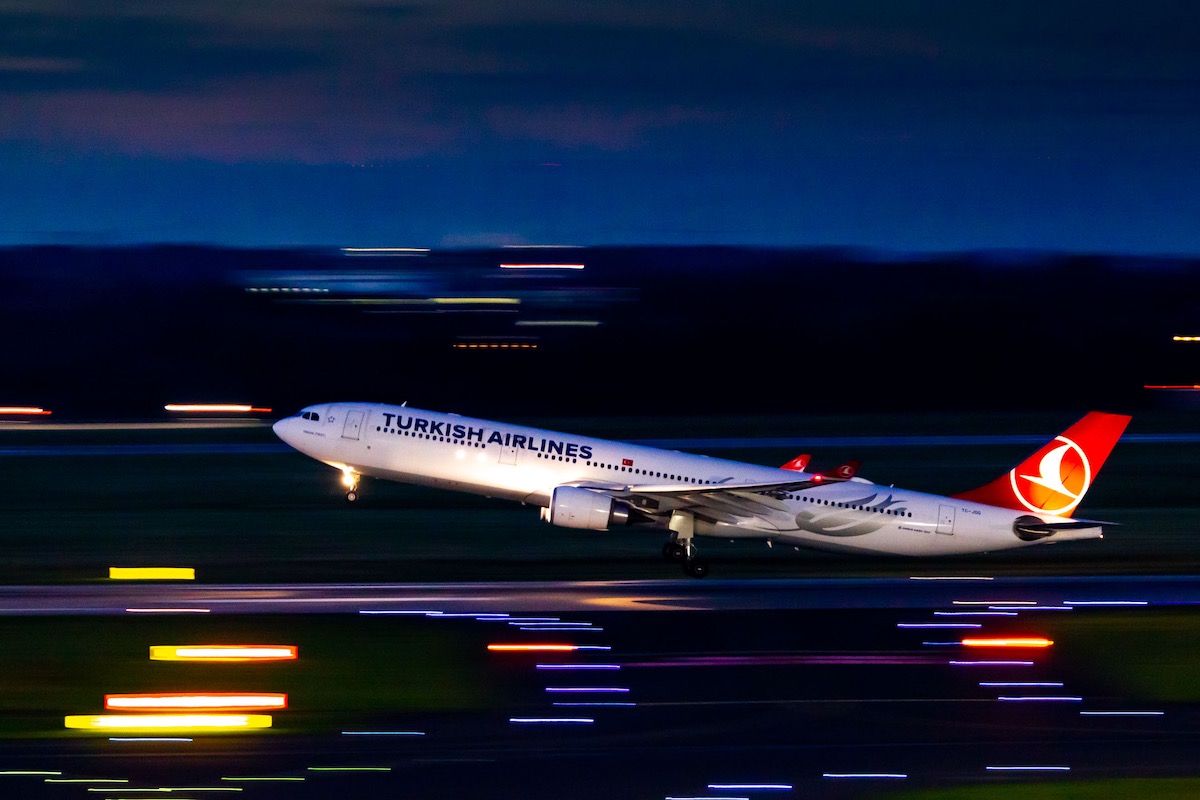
[666,510,709,578]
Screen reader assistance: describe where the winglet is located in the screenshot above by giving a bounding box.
[952,411,1131,518]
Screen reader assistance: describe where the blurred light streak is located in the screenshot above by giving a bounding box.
[985,766,1070,771]
[922,642,960,646]
[306,767,391,772]
[358,610,442,615]
[453,342,537,350]
[221,777,305,782]
[517,621,592,627]
[45,778,129,783]
[980,682,1063,687]
[536,664,620,670]
[149,645,297,662]
[988,606,1072,611]
[65,715,272,732]
[1172,336,1200,341]
[1080,711,1164,716]
[488,644,607,652]
[1144,385,1200,390]
[126,608,210,614]
[509,718,594,724]
[499,264,585,270]
[519,626,602,631]
[0,770,62,775]
[897,623,981,629]
[105,694,287,711]
[709,785,793,791]
[962,638,1053,648]
[108,738,192,742]
[340,731,424,736]
[909,576,993,581]
[553,702,636,707]
[953,600,1036,606]
[1063,600,1149,606]
[341,247,429,254]
[998,696,1082,702]
[0,407,51,415]
[515,320,601,327]
[164,405,272,413]
[949,661,1034,667]
[822,774,907,779]
[544,687,629,693]
[109,568,195,581]
[934,611,1017,617]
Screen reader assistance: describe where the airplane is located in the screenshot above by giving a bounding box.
[272,404,1131,578]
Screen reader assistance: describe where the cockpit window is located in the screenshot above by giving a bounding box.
[301,411,321,421]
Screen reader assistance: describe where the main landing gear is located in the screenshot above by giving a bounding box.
[341,470,360,503]
[663,510,709,578]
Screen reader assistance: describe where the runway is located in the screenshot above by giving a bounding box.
[0,574,1199,616]
[0,575,1196,798]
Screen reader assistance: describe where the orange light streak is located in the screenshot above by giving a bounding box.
[488,644,581,652]
[150,645,298,662]
[961,637,1053,648]
[1144,385,1200,390]
[0,407,51,415]
[105,693,288,711]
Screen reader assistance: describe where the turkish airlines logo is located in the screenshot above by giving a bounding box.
[1008,435,1091,516]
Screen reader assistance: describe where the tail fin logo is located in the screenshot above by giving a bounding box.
[1009,435,1090,516]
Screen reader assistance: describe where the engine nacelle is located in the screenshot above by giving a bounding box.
[547,486,632,531]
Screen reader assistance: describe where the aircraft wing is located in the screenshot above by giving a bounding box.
[568,476,844,524]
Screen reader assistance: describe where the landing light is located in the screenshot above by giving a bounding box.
[341,470,357,488]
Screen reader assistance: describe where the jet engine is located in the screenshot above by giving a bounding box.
[546,486,633,531]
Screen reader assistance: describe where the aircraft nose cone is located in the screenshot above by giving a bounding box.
[272,417,292,444]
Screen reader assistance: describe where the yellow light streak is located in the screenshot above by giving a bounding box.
[164,405,272,413]
[105,693,287,711]
[64,714,272,732]
[0,406,51,415]
[149,645,298,662]
[109,567,195,581]
[1172,336,1200,342]
[961,637,1054,648]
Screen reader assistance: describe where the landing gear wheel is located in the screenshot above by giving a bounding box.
[662,542,686,562]
[345,490,359,503]
[683,558,710,579]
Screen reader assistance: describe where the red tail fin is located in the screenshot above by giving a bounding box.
[780,454,811,471]
[952,411,1131,518]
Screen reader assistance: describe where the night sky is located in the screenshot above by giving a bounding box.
[2,1,1199,252]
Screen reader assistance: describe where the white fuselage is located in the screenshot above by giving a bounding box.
[273,403,1096,557]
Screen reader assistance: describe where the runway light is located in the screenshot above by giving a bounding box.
[962,637,1053,648]
[149,645,298,662]
[164,404,272,413]
[0,406,51,415]
[105,693,288,712]
[64,714,272,732]
[1172,336,1200,342]
[109,567,195,581]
